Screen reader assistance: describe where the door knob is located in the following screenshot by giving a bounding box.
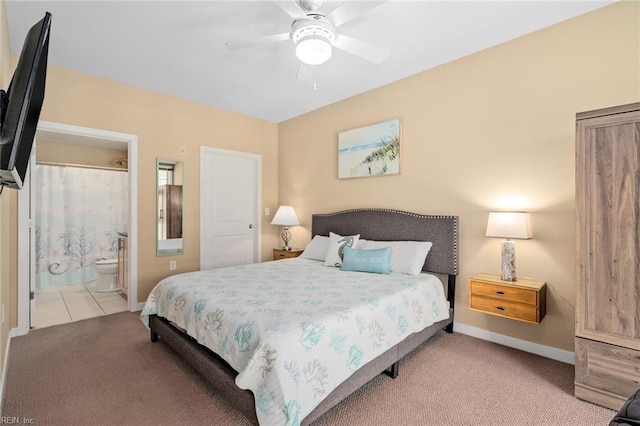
[249,224,253,229]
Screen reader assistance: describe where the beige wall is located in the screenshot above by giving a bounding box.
[36,65,280,305]
[278,1,640,352]
[0,0,15,377]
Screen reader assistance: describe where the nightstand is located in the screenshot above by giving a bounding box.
[469,273,546,324]
[273,248,303,260]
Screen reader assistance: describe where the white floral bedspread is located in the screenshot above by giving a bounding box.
[141,258,449,426]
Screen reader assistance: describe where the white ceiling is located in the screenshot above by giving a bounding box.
[6,1,614,123]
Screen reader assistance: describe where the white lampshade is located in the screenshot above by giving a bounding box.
[486,212,532,240]
[486,212,531,281]
[296,36,332,65]
[271,206,300,226]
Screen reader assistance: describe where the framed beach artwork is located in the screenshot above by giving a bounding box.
[338,118,401,179]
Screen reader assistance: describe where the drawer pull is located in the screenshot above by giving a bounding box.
[496,306,505,311]
[496,291,505,295]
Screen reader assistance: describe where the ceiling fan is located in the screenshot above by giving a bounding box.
[225,0,389,74]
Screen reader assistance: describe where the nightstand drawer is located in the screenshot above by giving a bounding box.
[470,295,539,323]
[470,281,537,305]
[469,273,546,324]
[273,249,303,260]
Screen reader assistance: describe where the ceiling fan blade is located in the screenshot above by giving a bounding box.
[333,34,389,64]
[225,33,290,50]
[327,0,388,28]
[275,0,308,20]
[296,61,314,81]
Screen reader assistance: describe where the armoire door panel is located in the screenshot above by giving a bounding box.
[576,109,640,350]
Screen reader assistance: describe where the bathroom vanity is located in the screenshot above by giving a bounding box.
[117,235,128,296]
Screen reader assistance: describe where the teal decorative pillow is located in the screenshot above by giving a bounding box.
[341,247,392,274]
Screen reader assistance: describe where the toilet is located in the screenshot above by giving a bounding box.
[95,258,118,292]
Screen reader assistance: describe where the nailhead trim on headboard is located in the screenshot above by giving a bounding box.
[311,208,459,276]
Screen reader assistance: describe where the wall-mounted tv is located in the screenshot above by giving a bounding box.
[0,12,51,191]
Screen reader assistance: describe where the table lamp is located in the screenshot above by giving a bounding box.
[486,212,532,281]
[271,205,300,251]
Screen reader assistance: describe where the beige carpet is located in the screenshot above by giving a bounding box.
[2,311,615,425]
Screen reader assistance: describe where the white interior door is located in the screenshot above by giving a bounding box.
[200,147,261,270]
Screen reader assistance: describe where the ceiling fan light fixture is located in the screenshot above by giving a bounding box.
[291,18,336,66]
[296,35,332,65]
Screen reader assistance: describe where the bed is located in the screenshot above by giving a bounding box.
[141,208,458,425]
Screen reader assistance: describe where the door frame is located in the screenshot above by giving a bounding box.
[199,146,262,269]
[17,121,139,335]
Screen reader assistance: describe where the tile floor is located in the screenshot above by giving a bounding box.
[35,282,128,328]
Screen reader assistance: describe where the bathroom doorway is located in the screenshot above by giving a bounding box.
[17,122,138,334]
[33,161,129,328]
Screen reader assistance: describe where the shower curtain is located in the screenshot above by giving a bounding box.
[35,165,128,289]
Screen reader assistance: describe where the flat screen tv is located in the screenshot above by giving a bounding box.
[0,12,51,191]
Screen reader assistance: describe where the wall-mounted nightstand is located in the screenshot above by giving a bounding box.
[273,248,303,260]
[469,273,546,324]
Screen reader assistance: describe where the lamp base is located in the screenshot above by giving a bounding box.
[501,240,516,281]
[280,227,292,251]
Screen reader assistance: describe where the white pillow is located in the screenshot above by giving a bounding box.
[358,240,433,275]
[300,235,330,261]
[323,232,360,268]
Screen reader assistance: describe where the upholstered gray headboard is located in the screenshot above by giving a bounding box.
[311,209,458,276]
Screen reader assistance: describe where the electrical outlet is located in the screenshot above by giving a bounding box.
[265,207,270,216]
[169,260,177,271]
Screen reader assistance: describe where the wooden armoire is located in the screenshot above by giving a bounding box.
[158,184,183,239]
[575,102,640,410]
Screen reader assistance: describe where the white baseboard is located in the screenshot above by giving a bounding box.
[453,322,575,365]
[134,302,145,311]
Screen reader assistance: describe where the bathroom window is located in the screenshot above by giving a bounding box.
[158,163,174,186]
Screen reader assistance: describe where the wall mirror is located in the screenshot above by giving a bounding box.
[157,158,184,256]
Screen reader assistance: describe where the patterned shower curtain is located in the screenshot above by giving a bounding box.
[35,165,128,289]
